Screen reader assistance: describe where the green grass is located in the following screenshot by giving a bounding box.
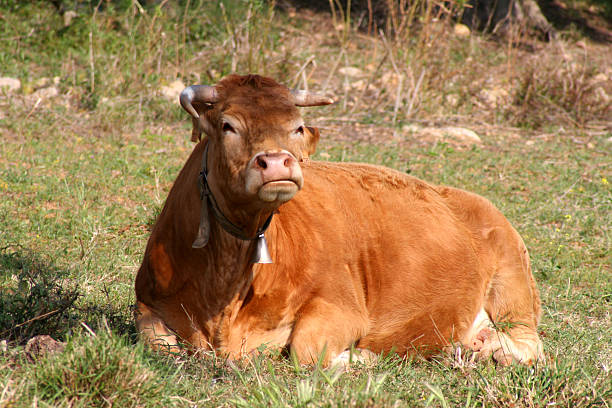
[1,1,611,407]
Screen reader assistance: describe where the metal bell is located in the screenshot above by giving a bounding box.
[251,233,272,264]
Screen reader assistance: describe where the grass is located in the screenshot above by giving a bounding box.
[1,0,611,406]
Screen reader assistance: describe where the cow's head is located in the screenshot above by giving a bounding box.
[180,75,332,212]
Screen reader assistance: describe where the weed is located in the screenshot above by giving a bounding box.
[0,248,79,344]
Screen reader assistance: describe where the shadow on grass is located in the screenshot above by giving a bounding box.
[540,0,612,42]
[0,246,136,344]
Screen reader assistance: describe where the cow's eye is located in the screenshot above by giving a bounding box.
[222,122,235,133]
[296,126,304,135]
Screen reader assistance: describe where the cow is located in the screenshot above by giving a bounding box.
[134,74,544,367]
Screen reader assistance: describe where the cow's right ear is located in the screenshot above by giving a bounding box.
[189,103,215,143]
[304,126,321,158]
[180,86,219,143]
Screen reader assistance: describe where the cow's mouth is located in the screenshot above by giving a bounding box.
[258,180,299,202]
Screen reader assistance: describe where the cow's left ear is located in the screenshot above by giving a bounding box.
[303,126,321,158]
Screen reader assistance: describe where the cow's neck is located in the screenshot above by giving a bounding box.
[207,191,275,265]
[207,187,274,240]
[203,142,275,239]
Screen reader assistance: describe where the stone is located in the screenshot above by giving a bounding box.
[454,24,471,37]
[478,88,509,107]
[34,77,51,89]
[0,77,21,92]
[402,124,421,133]
[420,127,482,145]
[64,10,78,27]
[380,71,399,87]
[160,79,185,103]
[32,86,59,99]
[25,335,66,360]
[348,79,368,91]
[594,87,610,104]
[338,67,364,78]
[442,127,482,144]
[591,73,608,84]
[445,94,460,107]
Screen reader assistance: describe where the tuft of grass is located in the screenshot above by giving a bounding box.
[510,48,612,129]
[2,326,188,407]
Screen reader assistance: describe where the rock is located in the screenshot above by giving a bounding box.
[445,94,460,107]
[591,73,608,84]
[25,335,66,360]
[594,87,610,104]
[420,127,482,145]
[478,88,509,108]
[160,79,185,103]
[380,71,399,87]
[402,124,421,133]
[454,24,471,37]
[31,86,59,99]
[64,10,78,27]
[348,79,364,90]
[0,77,21,92]
[442,127,482,144]
[34,77,51,89]
[338,67,364,78]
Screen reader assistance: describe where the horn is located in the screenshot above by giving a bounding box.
[290,90,334,107]
[180,85,219,118]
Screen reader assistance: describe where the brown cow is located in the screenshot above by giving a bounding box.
[135,74,543,366]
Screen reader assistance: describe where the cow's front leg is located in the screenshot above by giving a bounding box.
[135,301,180,353]
[288,298,369,366]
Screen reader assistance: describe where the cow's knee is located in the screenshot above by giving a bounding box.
[134,301,180,353]
[289,300,368,366]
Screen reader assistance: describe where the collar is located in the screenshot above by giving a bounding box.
[192,142,273,263]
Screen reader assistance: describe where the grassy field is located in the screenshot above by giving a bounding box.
[0,1,610,406]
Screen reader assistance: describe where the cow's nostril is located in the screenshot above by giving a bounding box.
[257,157,268,169]
[284,158,290,167]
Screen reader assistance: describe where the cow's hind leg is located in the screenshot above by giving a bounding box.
[465,307,543,365]
[464,227,544,365]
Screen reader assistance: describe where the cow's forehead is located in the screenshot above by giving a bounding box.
[219,96,302,129]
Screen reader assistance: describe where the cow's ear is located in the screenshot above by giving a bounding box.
[189,102,215,143]
[304,126,321,157]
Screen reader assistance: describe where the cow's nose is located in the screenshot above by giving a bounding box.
[252,152,295,182]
